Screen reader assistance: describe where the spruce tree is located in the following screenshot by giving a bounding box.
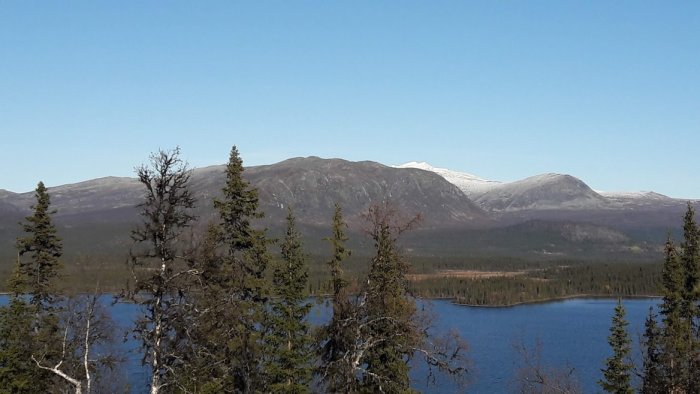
[644,211,700,394]
[599,299,633,394]
[181,146,271,393]
[680,203,700,391]
[327,203,350,299]
[0,182,64,392]
[318,203,357,391]
[0,263,49,393]
[658,236,691,391]
[264,208,313,392]
[16,181,63,308]
[316,203,468,392]
[125,148,196,394]
[681,203,700,322]
[215,145,271,393]
[361,202,421,393]
[641,307,664,394]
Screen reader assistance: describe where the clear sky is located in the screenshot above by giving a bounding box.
[1,1,698,197]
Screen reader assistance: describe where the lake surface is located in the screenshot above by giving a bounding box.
[0,296,659,393]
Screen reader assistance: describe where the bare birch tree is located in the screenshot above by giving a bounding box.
[123,147,196,394]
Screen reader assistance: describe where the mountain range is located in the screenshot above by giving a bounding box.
[0,157,696,263]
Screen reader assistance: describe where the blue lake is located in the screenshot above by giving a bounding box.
[0,296,659,393]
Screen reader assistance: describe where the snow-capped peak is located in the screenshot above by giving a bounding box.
[394,162,501,198]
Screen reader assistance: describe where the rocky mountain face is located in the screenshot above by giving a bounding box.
[245,157,487,228]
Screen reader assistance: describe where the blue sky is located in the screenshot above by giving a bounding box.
[1,1,698,197]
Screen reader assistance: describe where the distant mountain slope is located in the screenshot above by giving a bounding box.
[398,162,692,214]
[1,178,142,216]
[475,173,609,211]
[396,162,608,210]
[245,157,487,228]
[0,157,695,264]
[597,190,679,208]
[0,157,490,260]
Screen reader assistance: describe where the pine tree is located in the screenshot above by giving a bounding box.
[318,203,357,391]
[681,203,700,323]
[599,299,633,394]
[0,262,49,393]
[658,236,692,391]
[0,182,64,392]
[125,148,196,394]
[640,307,664,393]
[264,208,313,393]
[327,203,350,300]
[360,202,421,393]
[181,146,271,393]
[16,181,63,308]
[679,203,700,392]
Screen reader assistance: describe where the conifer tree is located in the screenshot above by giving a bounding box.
[658,236,691,391]
[640,307,664,394]
[316,202,468,393]
[0,262,49,393]
[181,146,271,393]
[0,182,64,392]
[679,203,700,391]
[125,148,196,394]
[214,145,271,393]
[16,181,63,309]
[681,203,700,322]
[599,299,633,394]
[360,202,421,393]
[264,208,313,392]
[318,203,357,391]
[327,203,350,300]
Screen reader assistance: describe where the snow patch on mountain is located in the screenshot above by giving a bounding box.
[596,190,671,200]
[395,162,502,198]
[473,173,608,211]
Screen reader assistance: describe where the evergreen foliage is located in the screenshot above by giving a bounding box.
[360,203,421,393]
[680,203,700,391]
[0,182,65,392]
[327,203,351,301]
[16,181,63,308]
[681,204,700,322]
[179,146,272,393]
[264,208,313,392]
[314,202,469,393]
[414,262,662,307]
[658,236,691,390]
[637,204,700,393]
[0,289,42,393]
[599,299,633,394]
[317,203,358,392]
[640,307,664,394]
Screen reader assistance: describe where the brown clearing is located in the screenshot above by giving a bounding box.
[407,269,528,281]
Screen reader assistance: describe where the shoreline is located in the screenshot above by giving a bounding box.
[449,293,661,308]
[0,292,662,308]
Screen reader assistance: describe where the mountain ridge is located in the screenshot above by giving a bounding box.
[397,162,694,211]
[1,156,696,263]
